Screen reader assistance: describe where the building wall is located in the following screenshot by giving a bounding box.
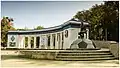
[68,28,81,49]
[7,27,85,49]
[7,34,18,48]
[63,28,73,49]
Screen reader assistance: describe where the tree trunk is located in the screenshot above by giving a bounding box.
[105,28,107,41]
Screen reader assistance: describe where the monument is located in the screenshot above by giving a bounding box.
[70,21,96,49]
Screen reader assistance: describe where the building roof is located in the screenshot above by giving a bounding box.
[8,20,89,34]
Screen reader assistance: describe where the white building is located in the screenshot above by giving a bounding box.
[7,20,90,49]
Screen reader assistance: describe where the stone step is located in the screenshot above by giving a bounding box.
[56,55,113,58]
[55,57,115,61]
[58,51,110,53]
[55,49,115,61]
[66,48,100,50]
[57,53,112,56]
[57,52,111,56]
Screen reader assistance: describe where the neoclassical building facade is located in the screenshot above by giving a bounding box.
[7,20,90,49]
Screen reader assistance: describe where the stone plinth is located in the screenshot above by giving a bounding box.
[70,39,95,49]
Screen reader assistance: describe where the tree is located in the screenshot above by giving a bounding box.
[17,27,29,31]
[1,16,15,47]
[103,1,119,41]
[34,26,44,30]
[74,1,119,42]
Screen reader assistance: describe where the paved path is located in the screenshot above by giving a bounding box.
[1,50,119,68]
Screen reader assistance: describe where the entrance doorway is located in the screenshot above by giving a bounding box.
[57,33,61,49]
[47,35,50,49]
[36,37,40,48]
[25,37,28,48]
[52,34,56,49]
[31,37,34,48]
[61,32,64,49]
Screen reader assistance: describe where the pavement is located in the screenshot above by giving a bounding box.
[1,50,119,68]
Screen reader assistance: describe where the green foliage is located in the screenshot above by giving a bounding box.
[17,26,30,31]
[34,26,44,30]
[16,26,43,48]
[1,16,15,47]
[74,1,119,42]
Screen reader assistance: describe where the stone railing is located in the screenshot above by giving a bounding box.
[92,40,110,49]
[18,50,59,60]
[109,42,119,58]
[92,40,119,58]
[18,40,119,59]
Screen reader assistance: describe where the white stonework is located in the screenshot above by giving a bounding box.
[34,36,36,48]
[7,20,91,49]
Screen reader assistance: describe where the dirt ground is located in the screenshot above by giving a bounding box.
[1,50,119,68]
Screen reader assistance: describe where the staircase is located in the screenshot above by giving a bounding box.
[55,49,115,61]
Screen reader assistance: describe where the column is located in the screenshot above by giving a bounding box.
[55,34,57,49]
[28,36,31,48]
[34,36,36,48]
[84,33,86,39]
[20,36,24,48]
[86,29,89,39]
[7,35,10,48]
[21,37,24,48]
[39,36,41,48]
[18,35,21,48]
[60,32,62,49]
[23,37,25,48]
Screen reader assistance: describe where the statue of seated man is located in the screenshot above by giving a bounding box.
[70,22,96,49]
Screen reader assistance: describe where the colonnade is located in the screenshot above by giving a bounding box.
[18,28,89,49]
[18,34,61,49]
[19,36,37,49]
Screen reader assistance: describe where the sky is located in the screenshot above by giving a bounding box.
[1,1,103,29]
